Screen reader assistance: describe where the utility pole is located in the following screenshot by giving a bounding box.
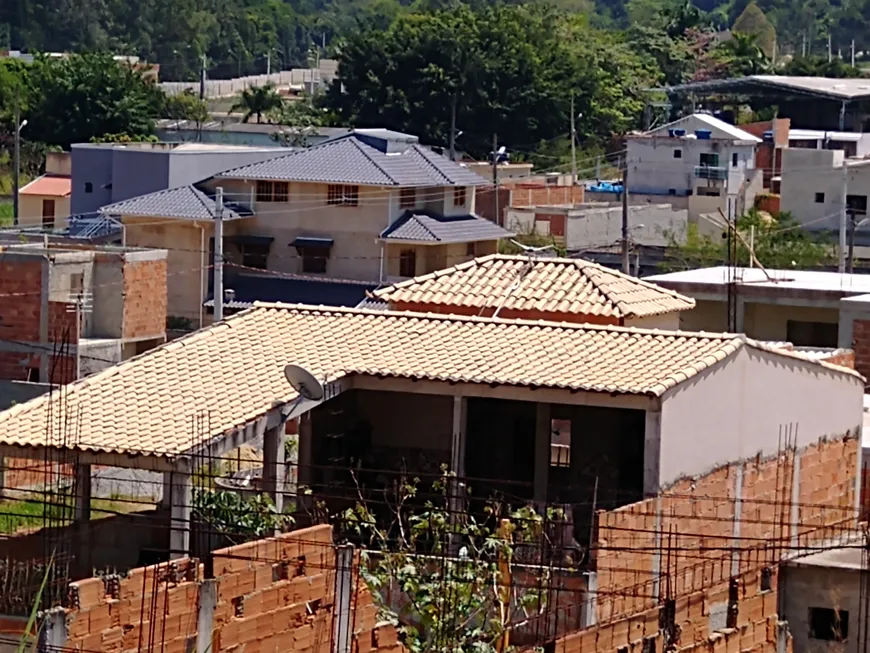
[852,39,856,67]
[448,94,457,161]
[839,160,848,273]
[199,54,206,101]
[570,94,577,187]
[802,33,807,57]
[492,133,500,226]
[828,34,833,62]
[848,213,857,274]
[214,187,225,321]
[13,87,21,227]
[266,52,271,75]
[621,166,630,274]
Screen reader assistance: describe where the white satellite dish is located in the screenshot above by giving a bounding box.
[283,364,325,401]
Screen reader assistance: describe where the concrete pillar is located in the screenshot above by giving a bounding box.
[533,403,551,503]
[169,471,192,559]
[38,607,67,653]
[643,410,662,496]
[730,464,744,577]
[39,257,50,383]
[160,472,172,508]
[297,412,313,489]
[449,395,467,476]
[790,451,802,552]
[74,463,92,522]
[332,544,354,653]
[196,580,218,653]
[263,424,285,514]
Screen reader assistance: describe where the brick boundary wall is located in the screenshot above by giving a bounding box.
[851,319,870,382]
[60,524,407,653]
[594,433,858,623]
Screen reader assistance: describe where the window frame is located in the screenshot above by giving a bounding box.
[814,192,825,203]
[84,182,93,194]
[454,186,467,207]
[399,188,416,209]
[240,243,270,270]
[256,180,289,203]
[673,149,682,159]
[299,247,328,274]
[399,249,417,277]
[327,184,360,207]
[808,607,849,642]
[550,418,571,468]
[731,152,739,167]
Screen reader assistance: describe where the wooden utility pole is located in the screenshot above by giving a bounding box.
[570,94,577,186]
[492,133,500,226]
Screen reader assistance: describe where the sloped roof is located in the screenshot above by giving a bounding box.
[99,185,252,221]
[648,114,761,142]
[380,211,513,243]
[373,254,697,319]
[0,304,829,458]
[204,271,375,311]
[217,134,488,187]
[20,175,71,197]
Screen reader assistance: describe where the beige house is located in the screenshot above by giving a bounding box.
[100,130,512,324]
[645,266,870,347]
[370,253,696,329]
[18,152,72,229]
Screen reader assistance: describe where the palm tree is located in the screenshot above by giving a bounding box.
[229,84,284,123]
[717,32,771,75]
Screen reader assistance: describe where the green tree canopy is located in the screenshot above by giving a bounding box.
[229,83,284,123]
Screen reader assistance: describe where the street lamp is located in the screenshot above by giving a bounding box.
[12,109,27,227]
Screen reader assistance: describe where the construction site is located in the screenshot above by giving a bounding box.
[0,296,864,653]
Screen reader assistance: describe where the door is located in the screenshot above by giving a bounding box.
[41,199,56,227]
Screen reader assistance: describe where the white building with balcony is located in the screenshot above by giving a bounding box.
[626,114,764,223]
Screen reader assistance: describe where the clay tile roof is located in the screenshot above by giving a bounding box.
[372,254,697,319]
[19,175,71,197]
[0,304,780,459]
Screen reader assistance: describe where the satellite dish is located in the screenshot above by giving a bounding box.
[283,364,324,401]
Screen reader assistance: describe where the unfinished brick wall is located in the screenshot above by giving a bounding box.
[122,258,168,340]
[62,525,406,653]
[595,434,859,623]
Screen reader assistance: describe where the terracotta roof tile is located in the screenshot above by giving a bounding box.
[373,254,696,319]
[0,304,856,459]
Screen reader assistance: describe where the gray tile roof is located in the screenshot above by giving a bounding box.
[380,210,514,244]
[99,185,252,221]
[217,134,489,187]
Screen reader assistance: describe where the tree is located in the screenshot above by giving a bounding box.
[662,210,834,271]
[339,470,553,653]
[780,55,863,77]
[268,98,331,146]
[731,2,776,58]
[22,53,163,148]
[163,89,209,123]
[229,83,284,123]
[716,32,772,76]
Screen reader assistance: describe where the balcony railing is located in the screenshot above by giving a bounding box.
[694,165,728,181]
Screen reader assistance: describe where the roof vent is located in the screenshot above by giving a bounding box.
[224,288,235,302]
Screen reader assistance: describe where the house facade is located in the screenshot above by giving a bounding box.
[627,114,763,221]
[100,130,512,324]
[18,151,72,229]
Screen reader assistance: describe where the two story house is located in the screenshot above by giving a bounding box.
[98,129,513,324]
[626,114,764,223]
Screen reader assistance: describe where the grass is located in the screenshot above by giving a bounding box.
[0,201,12,226]
[0,492,154,535]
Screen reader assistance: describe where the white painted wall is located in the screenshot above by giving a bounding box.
[627,137,757,198]
[657,345,863,485]
[565,203,688,249]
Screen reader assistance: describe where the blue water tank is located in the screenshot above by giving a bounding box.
[673,128,686,137]
[762,131,774,143]
[695,129,712,140]
[668,128,676,137]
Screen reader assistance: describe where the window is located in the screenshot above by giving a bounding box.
[299,247,328,274]
[26,367,39,383]
[327,184,359,207]
[241,243,269,269]
[815,192,826,203]
[466,242,477,257]
[697,187,721,197]
[847,194,868,217]
[454,187,467,206]
[699,152,720,166]
[256,180,289,203]
[550,419,571,468]
[809,608,849,641]
[732,152,739,167]
[399,249,417,277]
[786,320,838,348]
[673,149,682,159]
[399,188,416,209]
[84,182,93,194]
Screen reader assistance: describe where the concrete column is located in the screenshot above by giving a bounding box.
[534,403,551,503]
[730,464,744,576]
[790,451,802,552]
[160,472,172,508]
[74,463,92,578]
[643,410,662,496]
[297,412,313,489]
[332,544,354,653]
[196,580,218,653]
[39,257,50,383]
[169,471,192,560]
[263,424,285,514]
[449,395,467,476]
[39,607,67,652]
[651,495,662,600]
